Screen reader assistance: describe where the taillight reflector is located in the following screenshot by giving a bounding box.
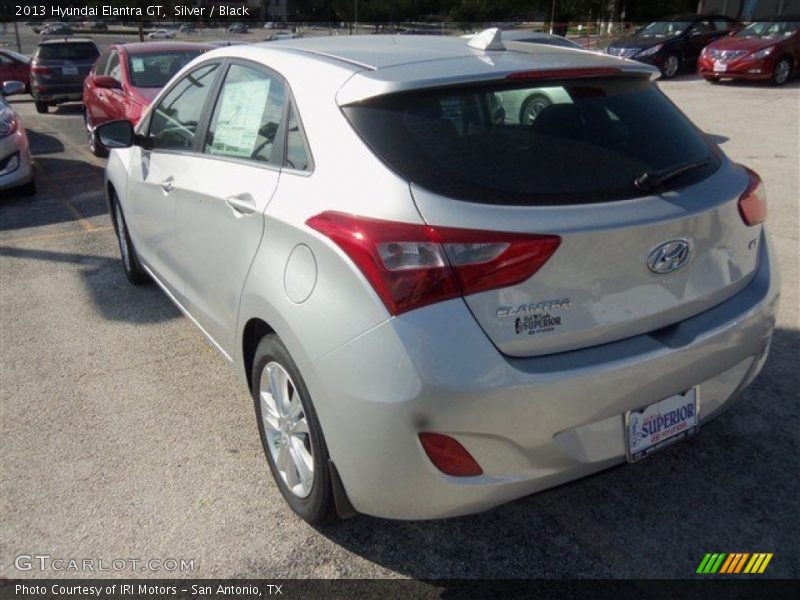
[306,211,560,316]
[419,433,483,477]
[738,166,766,226]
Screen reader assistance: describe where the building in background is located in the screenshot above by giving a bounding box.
[697,0,800,18]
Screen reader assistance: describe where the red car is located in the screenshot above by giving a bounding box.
[699,16,799,85]
[83,42,211,156]
[0,49,31,93]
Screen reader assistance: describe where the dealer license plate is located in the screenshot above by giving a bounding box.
[62,66,78,75]
[625,387,698,463]
[713,61,727,72]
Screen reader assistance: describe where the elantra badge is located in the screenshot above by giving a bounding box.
[648,240,691,274]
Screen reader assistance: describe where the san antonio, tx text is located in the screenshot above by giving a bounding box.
[17,4,251,19]
[16,584,282,597]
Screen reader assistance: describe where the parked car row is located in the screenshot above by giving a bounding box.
[607,13,799,84]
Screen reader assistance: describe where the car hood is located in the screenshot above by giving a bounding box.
[707,35,783,52]
[609,35,677,50]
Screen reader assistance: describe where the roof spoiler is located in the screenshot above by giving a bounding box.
[466,28,505,51]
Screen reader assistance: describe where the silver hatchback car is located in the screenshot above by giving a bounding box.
[98,30,779,523]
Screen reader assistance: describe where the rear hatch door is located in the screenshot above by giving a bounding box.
[342,74,762,357]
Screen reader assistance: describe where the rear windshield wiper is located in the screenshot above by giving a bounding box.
[634,157,712,192]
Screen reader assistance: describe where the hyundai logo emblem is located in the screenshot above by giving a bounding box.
[647,240,691,274]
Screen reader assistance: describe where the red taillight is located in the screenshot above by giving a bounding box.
[31,65,51,75]
[738,166,767,226]
[306,211,560,316]
[419,433,483,477]
[507,67,620,80]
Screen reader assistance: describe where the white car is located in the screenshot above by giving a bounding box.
[96,31,777,523]
[148,30,175,40]
[0,81,35,195]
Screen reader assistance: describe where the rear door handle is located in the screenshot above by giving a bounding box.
[224,193,256,216]
[160,177,174,194]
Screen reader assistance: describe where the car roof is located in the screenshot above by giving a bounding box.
[117,41,213,54]
[38,37,96,45]
[202,34,657,105]
[259,34,593,70]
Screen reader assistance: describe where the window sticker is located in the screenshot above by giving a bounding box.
[209,79,271,158]
[131,58,144,73]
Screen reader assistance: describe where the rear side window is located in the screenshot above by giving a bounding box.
[107,52,121,82]
[128,51,203,88]
[284,103,312,171]
[149,63,219,152]
[37,42,99,60]
[343,78,717,205]
[204,64,285,163]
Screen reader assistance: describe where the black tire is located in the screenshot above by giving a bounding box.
[519,93,552,125]
[85,111,108,158]
[34,101,49,114]
[661,53,681,79]
[110,191,148,285]
[772,57,792,86]
[252,334,334,524]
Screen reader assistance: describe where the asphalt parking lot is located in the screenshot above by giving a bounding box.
[0,66,798,580]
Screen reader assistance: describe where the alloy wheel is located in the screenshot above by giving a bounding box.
[259,361,314,499]
[774,59,791,85]
[663,55,680,78]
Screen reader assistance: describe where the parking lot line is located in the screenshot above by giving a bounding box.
[32,162,99,232]
[0,226,114,246]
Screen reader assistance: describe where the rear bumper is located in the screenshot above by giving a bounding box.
[307,231,779,520]
[32,83,84,103]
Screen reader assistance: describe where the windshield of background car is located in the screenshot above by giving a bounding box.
[37,43,98,60]
[3,50,30,63]
[127,51,203,87]
[637,21,691,37]
[342,77,718,205]
[737,21,799,38]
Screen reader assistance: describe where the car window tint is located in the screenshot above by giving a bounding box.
[713,19,732,31]
[692,21,713,34]
[37,43,98,60]
[107,52,121,82]
[343,78,717,205]
[94,49,110,75]
[128,51,202,88]
[148,63,219,152]
[204,64,286,163]
[285,103,311,171]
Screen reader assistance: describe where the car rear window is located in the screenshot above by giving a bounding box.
[37,42,99,61]
[342,77,718,205]
[127,51,203,87]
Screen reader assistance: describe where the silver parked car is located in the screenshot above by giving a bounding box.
[0,81,35,195]
[96,29,778,523]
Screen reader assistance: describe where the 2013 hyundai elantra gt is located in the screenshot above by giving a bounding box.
[97,31,779,522]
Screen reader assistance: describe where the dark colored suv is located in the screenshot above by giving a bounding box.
[606,14,739,78]
[31,38,99,113]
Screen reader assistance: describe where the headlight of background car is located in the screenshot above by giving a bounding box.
[636,44,663,57]
[750,46,775,59]
[0,110,18,139]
